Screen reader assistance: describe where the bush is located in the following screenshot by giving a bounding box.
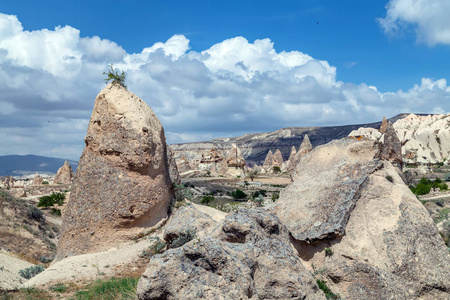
[27,205,44,221]
[174,184,192,202]
[42,181,49,185]
[170,229,196,248]
[37,192,65,208]
[201,195,214,205]
[271,192,280,202]
[103,63,127,88]
[410,177,448,195]
[19,265,45,279]
[324,247,333,256]
[386,175,393,183]
[231,189,247,200]
[316,279,341,299]
[252,190,267,199]
[272,166,281,174]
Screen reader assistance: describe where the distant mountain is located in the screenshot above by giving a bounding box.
[0,155,78,177]
[171,113,428,165]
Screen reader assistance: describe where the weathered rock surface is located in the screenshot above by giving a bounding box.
[348,127,382,140]
[54,160,74,184]
[167,147,180,185]
[176,154,192,173]
[273,139,450,299]
[163,205,217,246]
[138,209,326,300]
[380,115,388,133]
[262,150,273,171]
[56,84,175,260]
[225,144,245,169]
[31,172,43,186]
[274,139,382,242]
[381,121,402,166]
[272,149,284,167]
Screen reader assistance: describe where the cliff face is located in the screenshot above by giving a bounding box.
[171,114,412,165]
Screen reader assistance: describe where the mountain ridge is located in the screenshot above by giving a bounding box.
[0,154,78,177]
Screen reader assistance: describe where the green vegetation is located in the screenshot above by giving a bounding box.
[271,192,280,202]
[37,192,65,208]
[27,205,44,221]
[316,279,341,299]
[231,189,247,200]
[49,283,67,293]
[73,277,139,300]
[251,189,266,199]
[174,183,192,202]
[435,208,450,223]
[272,166,281,174]
[42,181,49,185]
[18,265,45,279]
[386,175,393,183]
[410,177,448,195]
[201,195,214,205]
[170,229,196,248]
[103,63,127,88]
[324,247,333,257]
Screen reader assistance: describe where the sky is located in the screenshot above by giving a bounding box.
[0,0,449,160]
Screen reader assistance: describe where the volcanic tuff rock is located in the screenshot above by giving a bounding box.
[137,209,325,300]
[262,150,273,170]
[380,121,402,166]
[31,172,43,186]
[273,138,450,299]
[380,115,388,133]
[273,139,382,242]
[56,83,176,260]
[54,160,74,184]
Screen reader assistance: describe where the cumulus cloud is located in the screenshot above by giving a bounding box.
[378,0,450,45]
[0,12,449,160]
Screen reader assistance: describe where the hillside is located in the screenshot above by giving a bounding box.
[171,113,414,165]
[0,155,78,177]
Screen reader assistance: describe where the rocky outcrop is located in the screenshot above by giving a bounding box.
[176,154,192,173]
[138,209,325,299]
[381,121,402,166]
[54,161,74,184]
[225,144,245,169]
[272,149,284,167]
[31,172,43,186]
[273,138,450,299]
[348,127,382,140]
[380,115,388,133]
[56,83,175,260]
[262,150,273,171]
[167,147,180,185]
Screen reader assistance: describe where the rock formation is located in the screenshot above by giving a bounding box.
[175,154,192,173]
[262,150,273,170]
[225,144,245,169]
[56,83,176,260]
[54,161,74,184]
[380,121,402,166]
[167,147,180,185]
[297,134,313,157]
[273,138,450,299]
[137,209,325,299]
[31,172,43,186]
[272,149,284,167]
[380,115,388,133]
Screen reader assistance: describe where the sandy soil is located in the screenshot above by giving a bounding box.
[0,252,34,290]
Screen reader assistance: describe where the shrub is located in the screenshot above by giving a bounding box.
[248,170,258,181]
[386,175,393,183]
[51,208,62,216]
[42,181,49,185]
[316,279,341,299]
[252,190,267,199]
[103,63,127,88]
[170,229,196,248]
[201,195,214,205]
[324,247,333,256]
[272,166,281,174]
[174,183,192,202]
[27,205,44,221]
[50,283,67,293]
[231,189,247,200]
[271,192,280,202]
[19,265,45,279]
[37,192,65,208]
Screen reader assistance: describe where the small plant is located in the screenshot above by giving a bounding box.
[174,183,192,202]
[27,205,44,221]
[324,247,333,256]
[39,256,53,263]
[251,190,267,199]
[19,265,45,279]
[73,277,139,299]
[170,228,196,248]
[386,175,393,183]
[231,189,247,200]
[316,279,341,299]
[51,208,62,216]
[103,63,127,88]
[148,236,167,255]
[272,166,281,174]
[42,181,49,185]
[49,283,67,293]
[201,195,214,205]
[271,192,280,202]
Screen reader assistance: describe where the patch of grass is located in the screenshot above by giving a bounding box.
[49,283,67,293]
[1,287,52,300]
[316,279,341,299]
[73,277,139,300]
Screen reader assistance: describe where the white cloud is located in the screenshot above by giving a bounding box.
[0,13,449,160]
[378,0,450,45]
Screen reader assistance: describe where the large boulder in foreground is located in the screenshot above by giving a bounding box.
[274,138,450,299]
[56,83,176,260]
[137,209,326,300]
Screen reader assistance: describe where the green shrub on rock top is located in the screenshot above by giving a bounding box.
[103,63,127,88]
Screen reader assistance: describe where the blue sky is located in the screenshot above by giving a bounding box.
[0,0,449,160]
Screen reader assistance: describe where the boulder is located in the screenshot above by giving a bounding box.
[56,83,175,260]
[137,209,325,299]
[54,160,74,184]
[273,138,450,299]
[274,139,382,242]
[163,205,217,247]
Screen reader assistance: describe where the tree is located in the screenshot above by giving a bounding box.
[103,63,127,88]
[249,170,258,181]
